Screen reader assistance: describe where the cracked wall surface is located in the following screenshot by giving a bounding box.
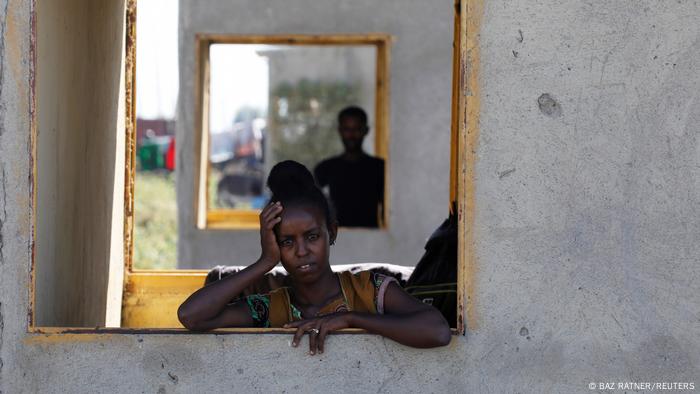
[0,0,7,387]
[0,0,8,269]
[1,0,700,393]
[0,167,6,267]
[0,0,7,140]
[0,302,4,389]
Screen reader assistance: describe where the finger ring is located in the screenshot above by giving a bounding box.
[307,328,320,335]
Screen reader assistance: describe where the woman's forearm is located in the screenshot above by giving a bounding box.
[347,309,452,348]
[177,258,273,329]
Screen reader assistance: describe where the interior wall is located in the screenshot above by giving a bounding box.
[176,0,454,269]
[35,0,125,326]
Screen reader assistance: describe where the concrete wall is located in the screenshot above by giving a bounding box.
[2,0,700,392]
[177,0,454,269]
[34,0,125,326]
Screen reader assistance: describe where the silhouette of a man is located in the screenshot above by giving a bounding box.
[314,106,384,228]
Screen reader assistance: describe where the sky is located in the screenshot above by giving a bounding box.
[136,0,179,120]
[209,45,269,133]
[136,1,269,132]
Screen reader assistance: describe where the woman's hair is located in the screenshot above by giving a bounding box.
[267,160,335,228]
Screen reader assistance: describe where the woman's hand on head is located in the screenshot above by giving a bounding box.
[259,201,283,269]
[284,313,353,355]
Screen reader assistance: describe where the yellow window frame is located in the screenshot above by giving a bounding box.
[193,33,393,230]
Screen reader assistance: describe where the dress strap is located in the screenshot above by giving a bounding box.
[337,271,355,310]
[269,287,292,327]
[337,271,377,314]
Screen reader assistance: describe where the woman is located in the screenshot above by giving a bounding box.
[178,161,451,354]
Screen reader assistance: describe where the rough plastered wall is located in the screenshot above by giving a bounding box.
[176,0,455,269]
[34,0,126,327]
[474,0,700,389]
[1,0,700,393]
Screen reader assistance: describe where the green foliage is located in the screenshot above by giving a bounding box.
[133,171,177,269]
[209,167,223,209]
[270,79,359,170]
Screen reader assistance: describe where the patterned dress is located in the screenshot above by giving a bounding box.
[244,271,397,328]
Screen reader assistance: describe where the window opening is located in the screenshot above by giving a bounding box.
[28,0,474,334]
[132,0,179,269]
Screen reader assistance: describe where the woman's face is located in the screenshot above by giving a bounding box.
[275,204,335,283]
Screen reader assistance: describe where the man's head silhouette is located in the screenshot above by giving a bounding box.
[337,106,369,154]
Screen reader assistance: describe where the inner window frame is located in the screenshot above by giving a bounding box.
[193,34,392,231]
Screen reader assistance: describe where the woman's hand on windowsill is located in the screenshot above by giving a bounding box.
[284,312,352,355]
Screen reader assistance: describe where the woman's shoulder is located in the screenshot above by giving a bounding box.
[333,263,412,285]
[337,269,374,285]
[338,269,398,292]
[337,270,398,314]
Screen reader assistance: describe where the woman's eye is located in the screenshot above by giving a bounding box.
[280,239,293,247]
[307,234,319,241]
